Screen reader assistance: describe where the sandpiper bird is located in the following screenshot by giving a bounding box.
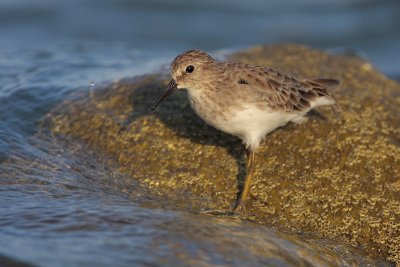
[151,50,340,212]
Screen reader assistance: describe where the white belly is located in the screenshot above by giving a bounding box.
[187,90,306,150]
[213,105,303,150]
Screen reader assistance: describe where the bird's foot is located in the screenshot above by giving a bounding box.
[198,199,248,218]
[232,199,247,216]
[199,209,237,217]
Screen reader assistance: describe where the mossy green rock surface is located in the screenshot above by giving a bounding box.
[45,44,400,263]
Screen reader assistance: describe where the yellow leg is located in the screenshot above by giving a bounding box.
[233,149,255,212]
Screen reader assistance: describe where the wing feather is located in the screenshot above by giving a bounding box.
[235,64,340,113]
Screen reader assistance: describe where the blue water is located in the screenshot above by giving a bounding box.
[0,1,398,266]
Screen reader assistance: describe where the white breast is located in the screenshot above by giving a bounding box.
[187,90,308,151]
[214,105,305,150]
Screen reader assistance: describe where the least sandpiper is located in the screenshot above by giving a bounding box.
[151,49,340,213]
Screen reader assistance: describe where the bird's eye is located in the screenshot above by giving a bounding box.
[185,65,195,73]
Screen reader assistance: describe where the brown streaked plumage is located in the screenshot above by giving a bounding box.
[151,49,341,213]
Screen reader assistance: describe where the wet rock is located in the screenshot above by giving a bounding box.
[42,44,400,264]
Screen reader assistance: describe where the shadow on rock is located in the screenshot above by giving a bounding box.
[121,77,247,200]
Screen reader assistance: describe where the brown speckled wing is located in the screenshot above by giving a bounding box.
[235,64,340,112]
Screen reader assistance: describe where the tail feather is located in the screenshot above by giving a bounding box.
[310,78,341,90]
[306,78,341,115]
[331,101,342,116]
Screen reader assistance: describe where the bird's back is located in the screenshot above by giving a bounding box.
[217,62,341,114]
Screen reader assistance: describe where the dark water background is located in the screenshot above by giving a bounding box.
[0,0,399,266]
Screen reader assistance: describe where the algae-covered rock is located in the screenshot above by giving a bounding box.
[43,44,400,263]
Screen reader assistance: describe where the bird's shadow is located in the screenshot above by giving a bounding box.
[118,78,246,202]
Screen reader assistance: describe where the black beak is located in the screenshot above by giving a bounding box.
[151,79,178,111]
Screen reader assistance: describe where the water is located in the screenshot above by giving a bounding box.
[0,0,398,266]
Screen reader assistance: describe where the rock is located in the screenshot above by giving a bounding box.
[43,44,400,264]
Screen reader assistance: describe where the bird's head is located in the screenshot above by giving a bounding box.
[151,50,215,110]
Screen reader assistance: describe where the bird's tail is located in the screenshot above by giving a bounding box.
[309,78,342,115]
